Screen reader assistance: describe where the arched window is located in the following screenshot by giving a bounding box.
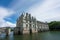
[26,24,28,29]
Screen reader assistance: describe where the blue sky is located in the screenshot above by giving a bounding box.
[0,0,60,27]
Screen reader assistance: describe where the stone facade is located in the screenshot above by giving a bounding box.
[0,27,6,33]
[14,13,49,35]
[0,27,11,36]
[37,21,49,32]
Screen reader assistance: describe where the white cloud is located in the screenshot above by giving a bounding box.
[0,7,16,27]
[27,0,60,22]
[9,0,39,11]
[0,20,16,27]
[2,21,16,27]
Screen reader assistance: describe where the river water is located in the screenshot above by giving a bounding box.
[0,31,60,40]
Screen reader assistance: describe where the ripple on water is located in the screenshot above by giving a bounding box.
[0,31,60,40]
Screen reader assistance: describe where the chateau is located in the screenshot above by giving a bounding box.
[14,13,49,35]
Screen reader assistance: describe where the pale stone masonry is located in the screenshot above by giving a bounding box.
[0,27,6,33]
[14,13,49,35]
[37,21,49,32]
[0,27,11,36]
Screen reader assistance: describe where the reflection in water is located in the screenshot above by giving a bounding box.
[0,33,6,40]
[0,31,60,40]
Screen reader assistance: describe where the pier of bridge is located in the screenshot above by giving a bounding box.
[0,27,11,36]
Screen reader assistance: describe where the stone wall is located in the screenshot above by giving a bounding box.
[37,21,49,32]
[14,13,49,35]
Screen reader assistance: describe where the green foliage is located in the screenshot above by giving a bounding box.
[48,21,60,31]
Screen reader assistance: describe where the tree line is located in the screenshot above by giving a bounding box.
[48,21,60,31]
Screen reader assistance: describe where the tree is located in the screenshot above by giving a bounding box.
[48,21,60,31]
